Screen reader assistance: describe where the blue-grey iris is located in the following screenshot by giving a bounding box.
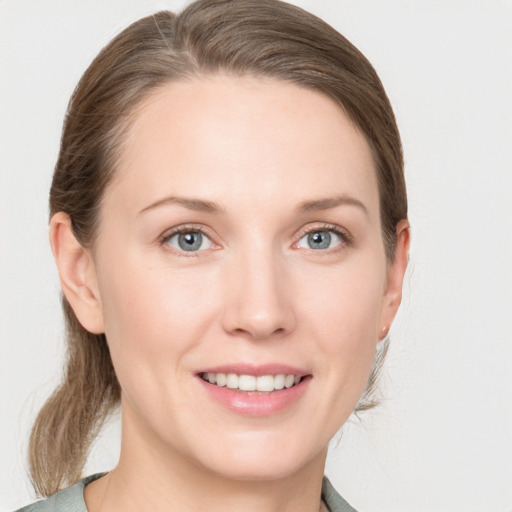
[178,232,203,251]
[308,231,331,250]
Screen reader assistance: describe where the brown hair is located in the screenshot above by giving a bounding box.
[29,0,407,497]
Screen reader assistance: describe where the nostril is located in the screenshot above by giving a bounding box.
[231,325,286,341]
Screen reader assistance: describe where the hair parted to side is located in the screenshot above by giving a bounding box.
[30,0,407,497]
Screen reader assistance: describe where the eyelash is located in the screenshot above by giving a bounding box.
[158,223,353,255]
[294,223,353,252]
[159,225,215,255]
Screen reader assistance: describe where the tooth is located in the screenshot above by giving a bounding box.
[226,373,239,389]
[274,374,285,390]
[239,375,256,391]
[256,375,275,392]
[209,372,300,391]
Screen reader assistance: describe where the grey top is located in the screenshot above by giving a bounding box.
[16,473,357,512]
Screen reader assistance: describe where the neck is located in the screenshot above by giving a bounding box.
[85,408,328,512]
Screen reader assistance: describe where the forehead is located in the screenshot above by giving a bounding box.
[110,75,379,219]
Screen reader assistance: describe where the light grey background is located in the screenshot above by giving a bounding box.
[1,1,511,510]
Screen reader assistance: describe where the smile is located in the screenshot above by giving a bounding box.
[197,364,311,416]
[200,372,302,392]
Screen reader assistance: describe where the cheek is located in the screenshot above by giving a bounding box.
[299,257,386,391]
[303,255,385,337]
[96,259,219,384]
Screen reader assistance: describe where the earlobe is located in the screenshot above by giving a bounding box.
[379,219,410,337]
[49,212,105,334]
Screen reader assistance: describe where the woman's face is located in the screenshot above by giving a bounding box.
[86,76,406,480]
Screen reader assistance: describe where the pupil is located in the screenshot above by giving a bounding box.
[308,231,331,250]
[178,232,202,251]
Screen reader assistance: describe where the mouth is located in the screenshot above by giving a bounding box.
[199,372,305,393]
[196,364,311,415]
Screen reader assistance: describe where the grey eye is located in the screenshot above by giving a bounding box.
[297,230,341,250]
[167,231,210,252]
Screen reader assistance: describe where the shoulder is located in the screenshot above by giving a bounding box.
[14,474,106,512]
[322,476,358,512]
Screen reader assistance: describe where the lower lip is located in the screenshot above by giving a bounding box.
[198,376,311,417]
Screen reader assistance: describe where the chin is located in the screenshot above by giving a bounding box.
[192,432,324,482]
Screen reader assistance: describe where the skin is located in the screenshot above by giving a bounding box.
[50,76,409,512]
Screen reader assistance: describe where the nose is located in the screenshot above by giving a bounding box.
[221,247,296,340]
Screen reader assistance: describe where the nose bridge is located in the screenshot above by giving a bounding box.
[222,238,295,339]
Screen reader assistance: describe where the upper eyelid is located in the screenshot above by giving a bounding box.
[295,223,352,242]
[159,224,214,243]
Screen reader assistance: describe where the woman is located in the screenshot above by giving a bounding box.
[18,0,409,510]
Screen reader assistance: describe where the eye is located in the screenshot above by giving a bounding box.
[165,230,213,252]
[296,229,344,251]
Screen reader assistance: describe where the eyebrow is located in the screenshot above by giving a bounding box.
[138,194,368,217]
[138,196,225,216]
[296,196,369,216]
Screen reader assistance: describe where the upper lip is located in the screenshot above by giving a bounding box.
[197,363,310,377]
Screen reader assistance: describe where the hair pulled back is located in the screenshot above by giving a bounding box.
[30,0,407,497]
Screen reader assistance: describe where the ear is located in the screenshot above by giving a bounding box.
[378,219,410,339]
[49,212,105,334]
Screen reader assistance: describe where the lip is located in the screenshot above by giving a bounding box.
[198,363,309,377]
[196,363,312,417]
